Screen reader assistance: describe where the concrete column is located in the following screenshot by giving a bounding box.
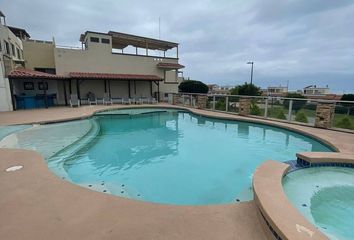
[239,97,251,116]
[196,95,207,109]
[315,102,335,129]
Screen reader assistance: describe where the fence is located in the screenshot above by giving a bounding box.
[168,92,354,133]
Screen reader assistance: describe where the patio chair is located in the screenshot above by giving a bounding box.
[140,97,148,104]
[88,92,98,105]
[69,94,80,107]
[112,97,123,104]
[130,98,137,104]
[122,98,131,104]
[103,93,113,105]
[149,97,158,104]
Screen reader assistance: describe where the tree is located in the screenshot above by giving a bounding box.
[283,93,306,112]
[340,94,354,115]
[178,80,209,94]
[230,82,261,96]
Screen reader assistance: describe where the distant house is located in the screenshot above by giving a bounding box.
[208,84,232,95]
[262,86,288,97]
[303,85,330,96]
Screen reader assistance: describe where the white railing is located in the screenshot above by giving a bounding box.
[169,92,354,133]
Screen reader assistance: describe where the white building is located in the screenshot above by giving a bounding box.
[303,85,330,96]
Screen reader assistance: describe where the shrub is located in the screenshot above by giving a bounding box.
[215,99,226,110]
[178,80,209,93]
[276,109,287,120]
[283,93,306,112]
[250,102,261,115]
[335,116,353,130]
[295,111,308,123]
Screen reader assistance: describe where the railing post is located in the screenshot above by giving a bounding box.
[212,95,216,110]
[288,99,293,122]
[190,94,193,107]
[225,96,229,112]
[264,98,268,118]
[182,95,185,106]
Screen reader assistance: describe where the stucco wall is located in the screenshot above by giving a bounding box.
[23,40,55,70]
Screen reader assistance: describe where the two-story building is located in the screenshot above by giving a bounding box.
[261,86,288,97]
[8,30,185,110]
[0,11,28,111]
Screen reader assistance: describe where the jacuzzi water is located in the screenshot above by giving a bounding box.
[0,108,333,205]
[283,167,354,240]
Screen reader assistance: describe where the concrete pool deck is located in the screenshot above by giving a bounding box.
[0,104,353,240]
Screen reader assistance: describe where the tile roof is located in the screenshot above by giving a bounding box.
[69,72,162,81]
[8,68,66,79]
[156,62,185,69]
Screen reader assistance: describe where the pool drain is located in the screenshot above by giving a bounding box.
[5,165,23,172]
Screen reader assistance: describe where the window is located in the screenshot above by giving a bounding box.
[101,38,110,44]
[11,43,15,56]
[4,41,10,55]
[0,41,2,52]
[16,48,20,59]
[34,68,56,74]
[90,37,99,43]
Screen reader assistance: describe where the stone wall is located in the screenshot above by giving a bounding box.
[196,95,207,109]
[239,98,251,116]
[315,103,335,129]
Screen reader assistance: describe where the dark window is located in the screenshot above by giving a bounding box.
[90,37,99,43]
[11,43,15,56]
[0,41,2,52]
[16,48,20,59]
[101,38,110,44]
[34,68,56,74]
[4,41,10,55]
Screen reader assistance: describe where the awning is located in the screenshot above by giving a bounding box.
[8,68,66,79]
[157,62,185,69]
[69,72,163,81]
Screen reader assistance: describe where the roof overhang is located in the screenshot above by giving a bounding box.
[157,62,185,69]
[8,26,31,39]
[80,30,178,51]
[109,31,178,51]
[8,68,66,80]
[69,72,163,81]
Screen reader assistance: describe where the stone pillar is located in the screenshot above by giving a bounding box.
[315,102,335,129]
[172,94,179,105]
[196,95,207,109]
[239,97,251,116]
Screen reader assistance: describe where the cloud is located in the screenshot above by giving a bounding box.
[2,0,354,92]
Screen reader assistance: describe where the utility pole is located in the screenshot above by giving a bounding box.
[247,61,254,85]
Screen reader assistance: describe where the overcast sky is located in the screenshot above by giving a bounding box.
[2,0,354,93]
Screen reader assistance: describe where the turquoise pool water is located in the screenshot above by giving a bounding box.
[0,108,333,205]
[283,167,354,240]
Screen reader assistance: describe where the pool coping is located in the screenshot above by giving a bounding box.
[1,104,354,240]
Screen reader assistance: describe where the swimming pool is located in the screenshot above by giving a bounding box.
[283,167,354,240]
[0,108,333,205]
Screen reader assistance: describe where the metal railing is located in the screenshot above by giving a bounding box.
[169,92,354,133]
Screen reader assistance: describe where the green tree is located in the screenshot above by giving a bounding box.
[295,111,308,123]
[283,93,306,112]
[340,94,354,115]
[230,82,261,96]
[178,80,209,93]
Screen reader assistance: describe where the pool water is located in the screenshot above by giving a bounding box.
[283,167,354,240]
[0,108,332,205]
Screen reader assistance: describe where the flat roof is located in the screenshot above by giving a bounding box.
[80,30,178,51]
